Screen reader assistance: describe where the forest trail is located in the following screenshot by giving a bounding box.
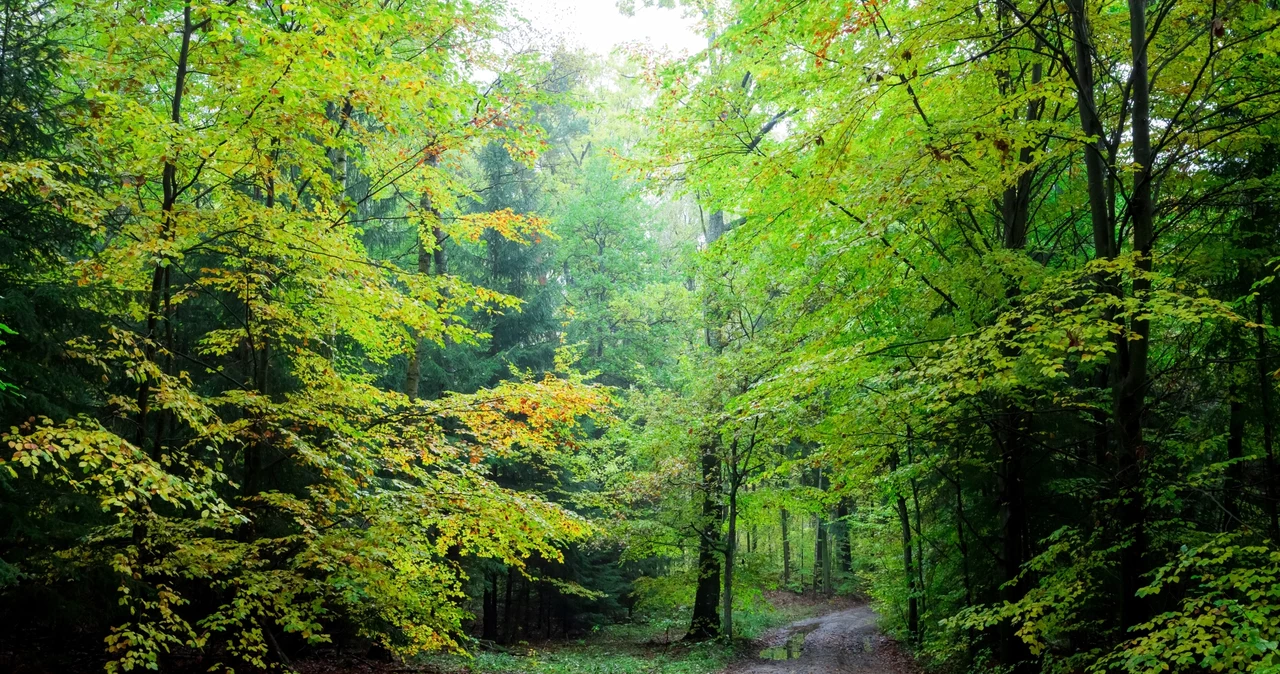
[728,604,916,674]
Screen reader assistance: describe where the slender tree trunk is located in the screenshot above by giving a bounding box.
[1066,0,1114,260]
[911,479,925,613]
[151,265,174,457]
[137,0,194,454]
[835,500,850,576]
[502,567,515,644]
[813,467,826,594]
[992,25,1041,644]
[403,160,444,400]
[813,512,824,594]
[954,478,976,656]
[906,437,925,618]
[798,517,806,588]
[482,573,498,642]
[823,505,833,594]
[954,481,974,607]
[1116,0,1155,629]
[722,468,738,639]
[996,415,1029,668]
[898,488,918,641]
[1069,0,1118,491]
[543,586,552,640]
[998,28,1043,251]
[1225,376,1245,529]
[890,450,918,642]
[1259,304,1280,541]
[520,578,531,641]
[781,506,791,587]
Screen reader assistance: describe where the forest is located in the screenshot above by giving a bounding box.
[1,0,1278,672]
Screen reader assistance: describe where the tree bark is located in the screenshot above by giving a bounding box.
[1115,0,1155,629]
[1225,377,1245,529]
[814,467,826,595]
[502,567,515,644]
[835,500,850,576]
[482,573,498,642]
[403,159,444,401]
[996,414,1030,668]
[688,208,729,640]
[687,444,722,641]
[781,506,791,587]
[889,450,919,642]
[1259,303,1280,541]
[955,480,974,606]
[137,0,194,454]
[722,453,738,639]
[1066,0,1114,260]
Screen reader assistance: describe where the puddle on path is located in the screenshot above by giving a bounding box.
[758,632,807,661]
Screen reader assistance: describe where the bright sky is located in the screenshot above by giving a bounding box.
[514,0,705,57]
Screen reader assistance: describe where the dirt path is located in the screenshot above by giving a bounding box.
[727,604,916,674]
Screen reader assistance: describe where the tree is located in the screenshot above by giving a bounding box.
[0,0,613,668]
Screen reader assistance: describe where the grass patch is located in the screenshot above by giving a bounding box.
[418,592,854,673]
[423,644,731,674]
[419,627,734,674]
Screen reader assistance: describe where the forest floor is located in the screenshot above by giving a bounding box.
[726,602,919,674]
[7,596,918,674]
[396,593,914,674]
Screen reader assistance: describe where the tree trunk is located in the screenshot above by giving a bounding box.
[482,573,498,642]
[687,445,722,641]
[798,517,806,588]
[722,467,738,639]
[911,478,925,614]
[904,430,928,622]
[835,500,850,576]
[1066,0,1114,260]
[688,208,729,640]
[137,0,194,454]
[520,578,531,640]
[1259,304,1280,541]
[996,416,1030,668]
[954,478,976,656]
[781,506,791,587]
[1116,0,1155,629]
[890,450,919,642]
[812,468,827,594]
[954,481,974,607]
[813,515,825,595]
[403,157,444,401]
[898,488,918,641]
[502,567,515,644]
[1225,377,1245,529]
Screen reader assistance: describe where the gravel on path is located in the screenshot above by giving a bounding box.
[727,604,918,674]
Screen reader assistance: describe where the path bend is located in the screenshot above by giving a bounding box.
[727,604,917,674]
